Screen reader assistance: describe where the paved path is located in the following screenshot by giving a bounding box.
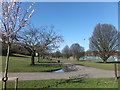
[1,60,116,81]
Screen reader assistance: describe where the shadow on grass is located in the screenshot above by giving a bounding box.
[74,64,85,66]
[97,61,120,63]
[78,60,97,62]
[45,78,84,88]
[38,62,57,63]
[29,63,61,67]
[60,78,84,84]
[11,54,29,58]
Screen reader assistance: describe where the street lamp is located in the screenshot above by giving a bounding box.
[83,38,86,60]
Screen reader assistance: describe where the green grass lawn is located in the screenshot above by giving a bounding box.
[54,58,119,70]
[5,78,118,88]
[1,54,65,72]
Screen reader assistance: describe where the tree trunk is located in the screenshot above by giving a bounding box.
[31,52,35,65]
[67,57,69,59]
[103,56,109,63]
[3,43,10,90]
[43,56,45,59]
[103,59,107,63]
[101,56,108,63]
[37,53,40,63]
[77,58,79,61]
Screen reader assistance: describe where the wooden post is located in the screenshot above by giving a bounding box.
[114,64,118,79]
[15,78,18,90]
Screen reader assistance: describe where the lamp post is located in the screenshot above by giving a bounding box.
[84,38,86,60]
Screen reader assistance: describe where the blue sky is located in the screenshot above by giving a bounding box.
[29,2,118,51]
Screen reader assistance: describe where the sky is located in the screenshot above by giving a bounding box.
[28,2,118,51]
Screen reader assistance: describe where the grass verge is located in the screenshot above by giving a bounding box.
[5,78,118,88]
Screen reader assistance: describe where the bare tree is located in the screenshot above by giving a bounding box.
[21,26,41,65]
[89,23,119,63]
[36,26,63,62]
[0,0,35,89]
[54,50,62,58]
[21,26,63,65]
[70,43,84,60]
[62,45,71,59]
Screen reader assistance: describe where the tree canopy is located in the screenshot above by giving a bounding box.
[89,23,119,62]
[70,43,84,60]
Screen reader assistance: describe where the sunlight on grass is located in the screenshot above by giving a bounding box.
[2,54,65,72]
[54,58,119,70]
[6,78,118,88]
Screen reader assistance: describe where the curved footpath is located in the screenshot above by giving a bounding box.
[1,60,115,81]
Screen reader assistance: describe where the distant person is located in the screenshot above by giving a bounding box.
[36,53,38,56]
[115,58,118,61]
